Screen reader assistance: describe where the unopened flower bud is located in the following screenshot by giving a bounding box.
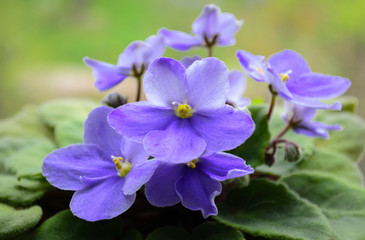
[102,92,127,108]
[284,143,302,162]
[264,152,275,166]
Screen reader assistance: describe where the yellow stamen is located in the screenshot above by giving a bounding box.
[175,104,193,119]
[280,73,289,83]
[187,159,199,168]
[111,156,132,177]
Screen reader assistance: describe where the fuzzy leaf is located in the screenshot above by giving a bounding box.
[282,172,365,240]
[192,222,245,240]
[54,118,85,147]
[146,226,190,240]
[215,179,335,240]
[0,203,42,240]
[229,105,271,168]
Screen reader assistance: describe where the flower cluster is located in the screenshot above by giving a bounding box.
[42,4,351,222]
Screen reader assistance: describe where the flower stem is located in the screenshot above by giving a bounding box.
[273,121,292,140]
[207,46,213,57]
[267,84,278,121]
[135,75,142,102]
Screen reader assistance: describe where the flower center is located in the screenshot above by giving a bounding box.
[111,155,132,177]
[173,103,193,119]
[280,70,292,83]
[256,67,264,74]
[186,159,199,168]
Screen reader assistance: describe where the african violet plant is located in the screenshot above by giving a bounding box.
[1,4,365,240]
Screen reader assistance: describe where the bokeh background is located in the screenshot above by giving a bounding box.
[1,0,365,171]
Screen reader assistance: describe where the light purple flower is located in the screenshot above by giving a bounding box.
[145,151,254,218]
[237,49,351,110]
[42,106,158,221]
[108,57,254,164]
[159,4,243,51]
[84,35,165,91]
[283,101,342,138]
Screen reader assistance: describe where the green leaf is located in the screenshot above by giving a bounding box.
[146,226,190,240]
[0,175,49,207]
[229,105,271,168]
[31,210,124,240]
[282,172,365,240]
[0,105,51,139]
[54,118,85,147]
[315,111,365,161]
[215,179,335,240]
[39,99,98,128]
[123,229,143,240]
[192,222,245,240]
[0,203,42,240]
[5,139,56,178]
[299,148,363,185]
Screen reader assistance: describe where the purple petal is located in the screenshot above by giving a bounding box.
[185,57,229,112]
[42,144,115,191]
[283,101,317,123]
[198,152,254,181]
[84,57,129,91]
[117,41,152,68]
[83,106,123,159]
[192,4,220,40]
[120,137,149,166]
[122,160,159,195]
[176,169,221,218]
[217,12,243,46]
[267,49,311,81]
[238,98,251,107]
[227,70,247,106]
[269,68,293,98]
[288,94,342,110]
[295,122,342,139]
[180,55,202,69]
[144,57,186,107]
[143,119,206,164]
[159,28,202,51]
[287,73,351,100]
[145,35,166,64]
[145,163,186,207]
[108,101,175,142]
[70,177,135,221]
[192,106,254,152]
[236,50,270,83]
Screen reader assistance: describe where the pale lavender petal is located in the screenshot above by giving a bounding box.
[108,101,175,142]
[217,12,243,46]
[84,106,123,159]
[122,160,159,195]
[267,49,311,81]
[192,4,220,39]
[145,163,186,207]
[295,122,342,139]
[117,41,152,68]
[145,35,166,63]
[180,55,202,69]
[143,57,186,107]
[283,101,317,123]
[185,58,229,111]
[120,137,149,166]
[176,169,221,218]
[70,177,135,221]
[236,50,270,83]
[269,68,293,98]
[192,106,254,152]
[198,152,254,181]
[159,28,202,51]
[227,70,247,106]
[288,95,342,110]
[83,57,130,91]
[238,98,251,107]
[42,144,115,191]
[143,119,206,164]
[287,73,351,100]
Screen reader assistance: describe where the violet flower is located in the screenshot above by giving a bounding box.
[159,4,243,52]
[237,49,351,110]
[108,57,254,164]
[42,106,159,221]
[283,101,342,138]
[145,151,254,218]
[84,35,165,91]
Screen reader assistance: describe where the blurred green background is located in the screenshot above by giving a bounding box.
[1,0,365,174]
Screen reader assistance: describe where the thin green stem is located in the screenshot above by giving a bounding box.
[207,46,213,57]
[135,75,142,102]
[267,92,277,121]
[273,122,292,140]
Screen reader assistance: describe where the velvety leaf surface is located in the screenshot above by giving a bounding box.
[4,139,56,178]
[215,179,335,240]
[282,172,365,240]
[54,118,85,147]
[0,175,49,206]
[299,148,363,185]
[146,226,190,240]
[0,203,42,240]
[229,105,270,168]
[192,222,245,240]
[30,210,124,240]
[39,99,98,128]
[315,111,365,161]
[0,105,51,139]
